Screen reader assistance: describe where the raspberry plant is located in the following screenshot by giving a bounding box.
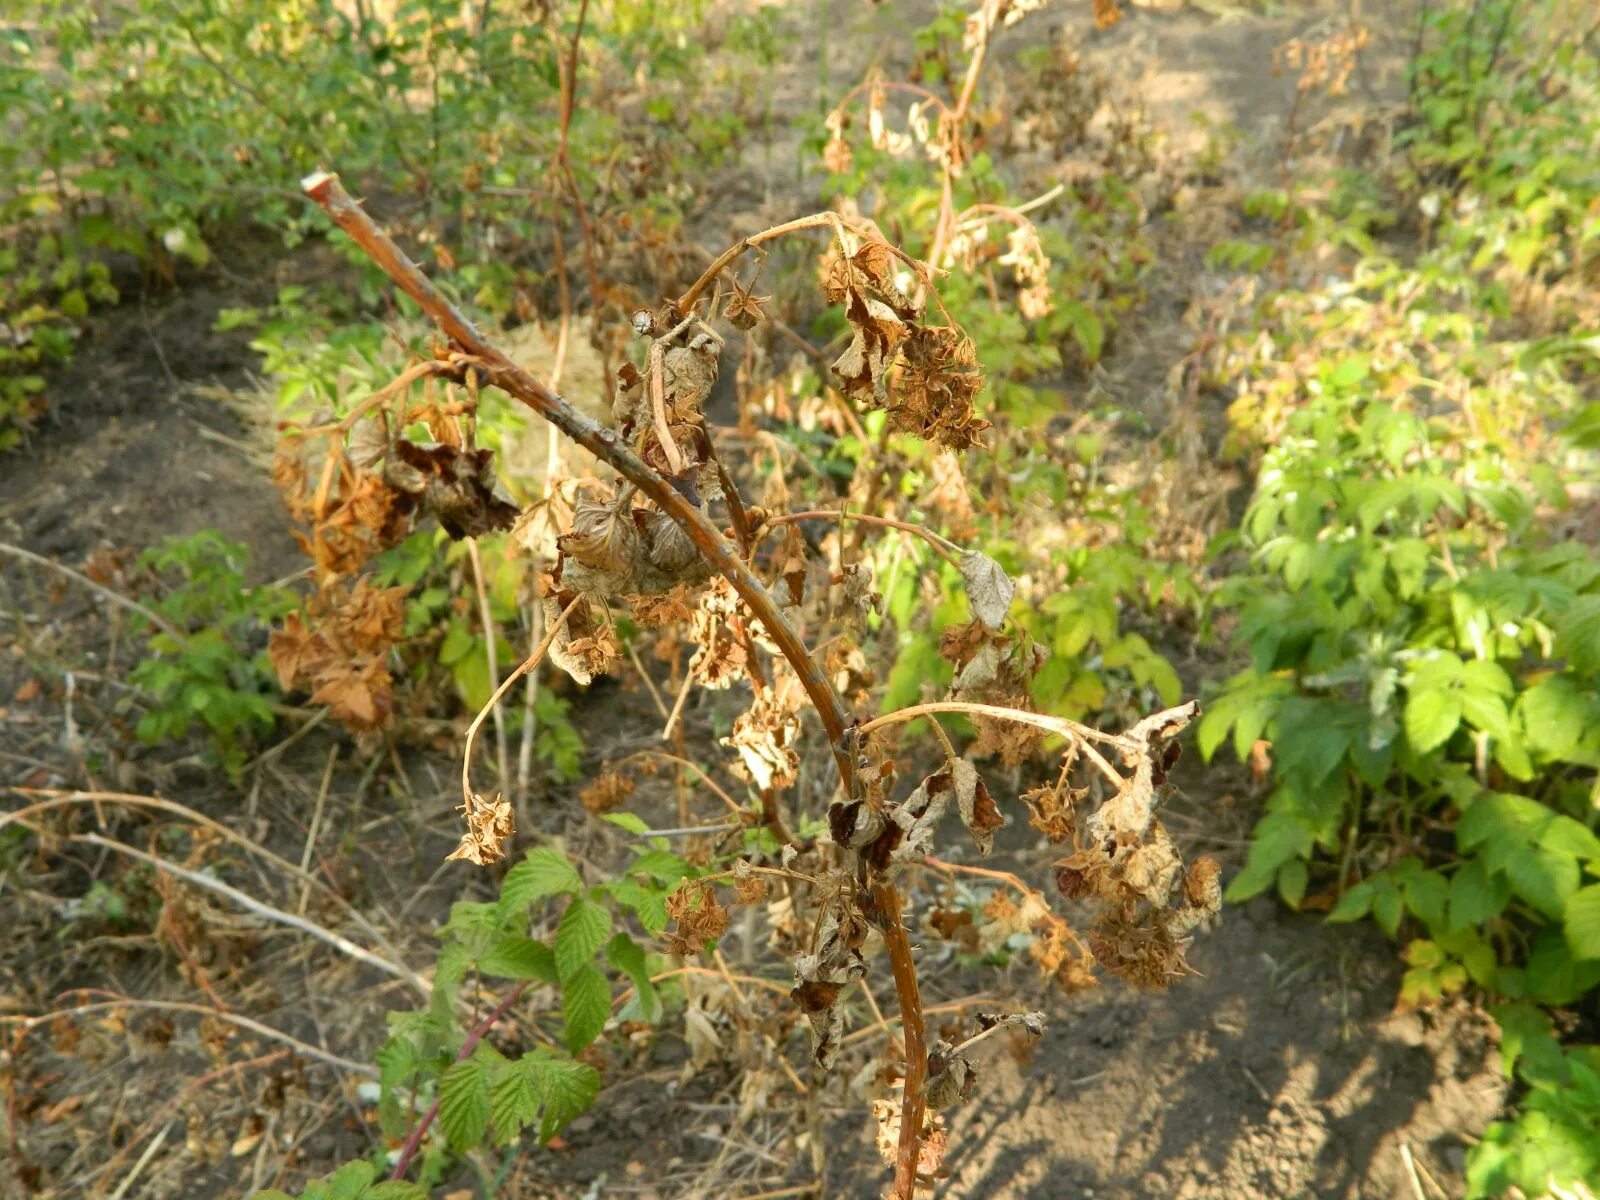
[284,113,1217,1200]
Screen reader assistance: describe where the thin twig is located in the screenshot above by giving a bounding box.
[860,701,1135,787]
[662,659,697,742]
[948,1011,1045,1060]
[297,745,338,916]
[466,537,512,795]
[762,510,961,565]
[5,997,376,1077]
[627,823,739,839]
[2,789,410,975]
[91,1051,290,1188]
[839,996,1002,1048]
[68,830,423,992]
[646,313,696,475]
[553,0,602,316]
[0,542,184,640]
[624,637,671,720]
[616,748,744,816]
[463,595,580,809]
[108,1121,171,1200]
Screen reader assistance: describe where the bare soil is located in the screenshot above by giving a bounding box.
[1,3,1508,1199]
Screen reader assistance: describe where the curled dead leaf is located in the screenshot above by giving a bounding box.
[790,884,868,1069]
[386,439,517,540]
[925,1041,975,1111]
[838,561,882,622]
[887,766,953,865]
[959,550,1014,630]
[949,757,1006,856]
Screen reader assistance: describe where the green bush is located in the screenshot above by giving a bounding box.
[130,532,295,777]
[1204,3,1600,1192]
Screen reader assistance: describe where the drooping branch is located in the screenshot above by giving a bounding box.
[301,172,857,796]
[859,700,1142,787]
[761,510,963,567]
[673,211,940,318]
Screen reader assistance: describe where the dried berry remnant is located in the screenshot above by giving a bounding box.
[579,769,634,815]
[1092,0,1122,31]
[731,860,768,905]
[664,879,731,956]
[627,583,696,627]
[445,791,514,866]
[1086,909,1186,988]
[723,277,771,330]
[1023,778,1080,843]
[1029,915,1098,994]
[893,325,989,451]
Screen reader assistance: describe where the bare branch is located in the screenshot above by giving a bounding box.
[300,172,858,797]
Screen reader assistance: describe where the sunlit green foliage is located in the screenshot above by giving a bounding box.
[1201,3,1600,1192]
[129,533,296,777]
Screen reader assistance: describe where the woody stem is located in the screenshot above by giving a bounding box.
[303,172,858,799]
[875,881,928,1200]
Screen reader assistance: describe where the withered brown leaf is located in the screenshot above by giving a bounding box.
[959,550,1014,630]
[307,656,392,730]
[949,758,1006,856]
[386,439,517,539]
